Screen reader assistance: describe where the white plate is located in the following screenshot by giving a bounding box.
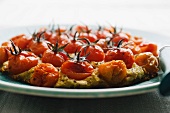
[0,25,169,98]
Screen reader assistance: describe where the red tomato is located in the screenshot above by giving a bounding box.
[75,25,89,33]
[122,41,141,55]
[132,36,143,45]
[96,39,108,52]
[48,33,70,46]
[30,63,59,87]
[43,31,53,40]
[61,60,94,80]
[112,33,130,45]
[55,26,67,34]
[105,47,134,69]
[27,39,49,56]
[96,30,107,39]
[1,41,12,48]
[0,47,8,66]
[64,40,83,53]
[80,45,105,62]
[79,33,97,43]
[11,34,31,50]
[42,49,68,67]
[8,51,38,75]
[139,42,158,56]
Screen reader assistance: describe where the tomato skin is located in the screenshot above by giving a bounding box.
[112,33,129,45]
[98,60,127,85]
[0,47,8,66]
[27,40,49,56]
[123,41,141,55]
[44,31,53,40]
[139,43,158,56]
[61,60,94,80]
[135,52,159,74]
[64,40,83,53]
[11,34,31,50]
[30,63,59,87]
[96,31,107,39]
[8,51,38,75]
[1,41,12,48]
[79,33,97,43]
[96,39,107,51]
[80,45,105,62]
[105,48,134,69]
[42,50,68,67]
[75,25,89,33]
[48,33,70,46]
[132,36,143,45]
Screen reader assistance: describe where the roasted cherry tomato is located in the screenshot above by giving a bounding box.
[95,26,108,39]
[30,63,59,87]
[105,26,130,45]
[111,32,130,45]
[135,52,159,74]
[8,42,38,75]
[96,39,108,52]
[0,47,9,66]
[1,41,12,48]
[75,25,90,33]
[139,42,158,56]
[98,60,127,85]
[61,60,94,80]
[132,36,143,45]
[42,43,68,67]
[79,33,97,43]
[80,39,105,62]
[48,33,70,46]
[11,34,31,50]
[64,32,83,53]
[40,30,53,41]
[105,47,134,69]
[122,41,141,55]
[27,32,49,56]
[75,25,97,43]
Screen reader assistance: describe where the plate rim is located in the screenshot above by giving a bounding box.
[0,79,160,98]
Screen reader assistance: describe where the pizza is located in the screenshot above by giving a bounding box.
[0,24,159,88]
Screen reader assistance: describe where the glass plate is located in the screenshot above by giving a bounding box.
[0,25,169,98]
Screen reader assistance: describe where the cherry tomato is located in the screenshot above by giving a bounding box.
[30,63,59,87]
[0,47,8,66]
[112,33,130,46]
[55,26,67,34]
[122,41,141,55]
[96,30,108,39]
[48,33,70,46]
[80,45,105,62]
[132,36,143,45]
[105,47,134,69]
[64,40,83,53]
[61,60,94,80]
[1,41,12,47]
[139,42,158,56]
[75,25,89,33]
[27,39,49,56]
[135,52,159,74]
[42,49,68,67]
[96,39,108,51]
[98,60,127,85]
[11,34,31,50]
[79,33,97,43]
[8,51,38,75]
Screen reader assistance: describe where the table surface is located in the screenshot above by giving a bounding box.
[0,0,170,113]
